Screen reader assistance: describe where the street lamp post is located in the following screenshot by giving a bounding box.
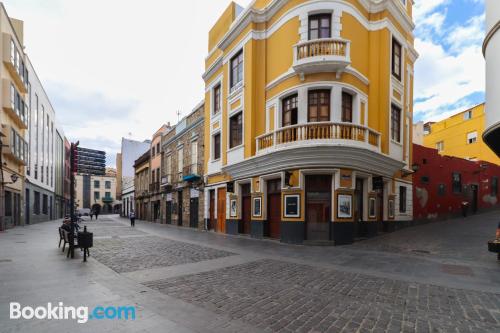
[69,141,79,258]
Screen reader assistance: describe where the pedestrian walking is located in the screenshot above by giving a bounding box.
[89,210,94,220]
[130,210,136,227]
[95,211,99,220]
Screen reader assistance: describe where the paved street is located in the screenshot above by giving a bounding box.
[1,212,500,332]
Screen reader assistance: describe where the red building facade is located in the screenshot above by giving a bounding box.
[413,144,500,221]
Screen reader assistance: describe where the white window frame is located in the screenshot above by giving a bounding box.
[467,131,478,144]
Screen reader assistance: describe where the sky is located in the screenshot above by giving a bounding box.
[3,0,486,167]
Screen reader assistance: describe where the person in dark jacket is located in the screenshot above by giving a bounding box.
[130,210,136,227]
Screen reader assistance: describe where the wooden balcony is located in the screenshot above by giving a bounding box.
[256,122,380,154]
[293,38,351,76]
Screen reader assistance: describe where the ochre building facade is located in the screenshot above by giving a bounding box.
[202,0,418,244]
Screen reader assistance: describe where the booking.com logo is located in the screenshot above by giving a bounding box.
[10,302,136,324]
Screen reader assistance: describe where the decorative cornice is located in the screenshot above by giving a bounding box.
[222,145,405,180]
[215,0,415,54]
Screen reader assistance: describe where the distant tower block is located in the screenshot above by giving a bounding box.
[483,0,500,155]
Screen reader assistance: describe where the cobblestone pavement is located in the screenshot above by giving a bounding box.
[353,210,500,263]
[145,259,500,333]
[3,214,500,333]
[92,235,236,273]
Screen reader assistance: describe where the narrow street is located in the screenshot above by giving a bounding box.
[1,212,499,332]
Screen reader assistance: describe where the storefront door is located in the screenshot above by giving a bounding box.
[306,175,332,241]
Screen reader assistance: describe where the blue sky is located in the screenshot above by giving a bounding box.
[413,0,485,122]
[2,0,487,166]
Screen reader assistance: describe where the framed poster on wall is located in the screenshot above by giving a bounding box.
[369,197,376,218]
[230,199,237,217]
[388,199,395,219]
[284,194,300,218]
[253,197,262,217]
[337,194,352,219]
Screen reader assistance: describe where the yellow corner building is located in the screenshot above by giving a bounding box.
[202,0,418,244]
[422,103,500,165]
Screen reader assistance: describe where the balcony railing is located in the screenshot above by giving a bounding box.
[256,122,380,154]
[182,163,202,182]
[149,182,160,193]
[293,38,351,75]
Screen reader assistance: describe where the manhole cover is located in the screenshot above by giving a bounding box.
[412,249,431,254]
[441,264,474,276]
[0,259,12,263]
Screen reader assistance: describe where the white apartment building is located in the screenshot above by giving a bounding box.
[24,56,57,224]
[117,138,150,217]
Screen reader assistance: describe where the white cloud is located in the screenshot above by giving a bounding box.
[413,0,449,22]
[2,0,253,163]
[414,37,485,121]
[446,14,485,53]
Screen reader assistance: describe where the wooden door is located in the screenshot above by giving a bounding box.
[166,201,172,224]
[178,191,183,226]
[217,187,226,233]
[305,175,331,241]
[241,184,251,234]
[267,179,281,239]
[209,190,216,231]
[190,198,199,228]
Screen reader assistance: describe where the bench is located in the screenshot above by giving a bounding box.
[61,229,81,258]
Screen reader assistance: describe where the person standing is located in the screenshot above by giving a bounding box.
[130,210,136,227]
[89,210,94,220]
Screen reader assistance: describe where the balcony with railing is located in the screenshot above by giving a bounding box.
[2,79,28,129]
[2,34,28,93]
[149,182,160,193]
[102,196,114,203]
[183,163,202,182]
[256,122,380,155]
[293,38,351,76]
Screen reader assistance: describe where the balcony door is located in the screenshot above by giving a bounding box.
[309,14,331,40]
[308,90,330,123]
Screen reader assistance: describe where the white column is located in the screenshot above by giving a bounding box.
[298,87,308,124]
[332,87,342,122]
